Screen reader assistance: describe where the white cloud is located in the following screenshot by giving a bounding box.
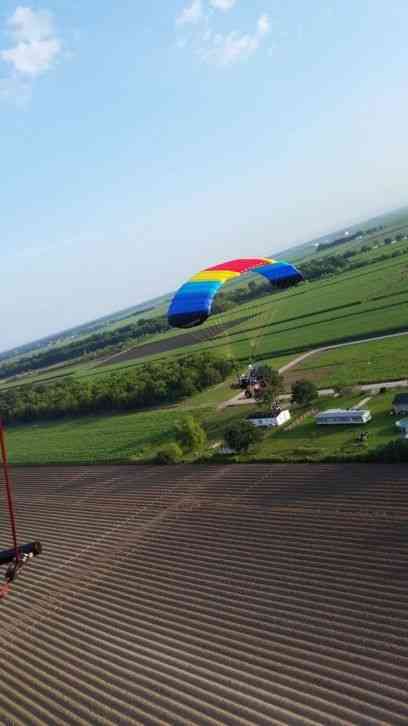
[1,6,61,77]
[177,0,203,26]
[200,13,270,66]
[257,14,270,36]
[210,0,237,11]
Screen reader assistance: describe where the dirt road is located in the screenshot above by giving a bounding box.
[219,329,408,410]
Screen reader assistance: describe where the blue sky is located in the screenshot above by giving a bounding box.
[1,0,407,350]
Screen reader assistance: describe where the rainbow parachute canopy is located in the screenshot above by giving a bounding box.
[168,257,303,328]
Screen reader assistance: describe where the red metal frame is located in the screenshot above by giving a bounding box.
[0,420,20,562]
[0,582,10,599]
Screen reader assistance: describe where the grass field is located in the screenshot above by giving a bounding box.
[239,390,399,463]
[284,334,408,389]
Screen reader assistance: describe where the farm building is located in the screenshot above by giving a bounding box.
[316,408,372,425]
[392,393,408,415]
[247,409,291,428]
[396,418,408,439]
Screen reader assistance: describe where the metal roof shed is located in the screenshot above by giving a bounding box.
[316,409,372,425]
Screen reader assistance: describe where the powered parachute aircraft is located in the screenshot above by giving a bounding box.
[167,257,303,329]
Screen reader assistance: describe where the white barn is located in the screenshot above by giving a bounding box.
[316,409,372,425]
[247,409,291,428]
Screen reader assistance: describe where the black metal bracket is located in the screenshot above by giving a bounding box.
[0,541,42,568]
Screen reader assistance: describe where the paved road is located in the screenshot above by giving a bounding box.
[219,329,408,410]
[220,378,407,410]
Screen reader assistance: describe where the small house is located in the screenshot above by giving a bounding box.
[315,409,372,425]
[396,419,408,439]
[247,409,291,428]
[218,445,236,455]
[392,394,408,416]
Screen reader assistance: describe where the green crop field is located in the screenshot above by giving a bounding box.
[4,393,249,465]
[5,388,402,466]
[5,408,192,465]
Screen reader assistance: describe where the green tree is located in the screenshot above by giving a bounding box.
[372,439,408,462]
[224,420,262,453]
[175,416,207,453]
[261,387,281,409]
[255,364,274,383]
[0,351,235,425]
[154,442,183,464]
[291,380,318,407]
[255,366,284,403]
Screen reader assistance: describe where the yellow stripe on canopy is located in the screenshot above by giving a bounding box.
[190,270,240,283]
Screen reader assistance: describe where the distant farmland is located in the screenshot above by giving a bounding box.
[94,250,408,375]
[1,464,407,724]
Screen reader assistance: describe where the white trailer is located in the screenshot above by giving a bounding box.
[247,410,291,428]
[315,409,372,425]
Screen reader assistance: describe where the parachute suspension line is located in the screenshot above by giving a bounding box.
[0,420,20,562]
[200,305,229,356]
[249,296,273,366]
[211,306,231,359]
[249,291,264,364]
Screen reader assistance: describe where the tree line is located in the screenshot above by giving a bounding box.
[0,352,235,425]
[0,316,170,381]
[300,241,408,282]
[316,225,384,252]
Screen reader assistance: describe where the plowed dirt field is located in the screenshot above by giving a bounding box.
[1,464,407,725]
[97,315,253,367]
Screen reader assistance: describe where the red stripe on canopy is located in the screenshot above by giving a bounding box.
[206,258,271,273]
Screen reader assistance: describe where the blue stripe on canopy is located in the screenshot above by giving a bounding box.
[176,281,221,296]
[169,295,214,315]
[255,262,303,281]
